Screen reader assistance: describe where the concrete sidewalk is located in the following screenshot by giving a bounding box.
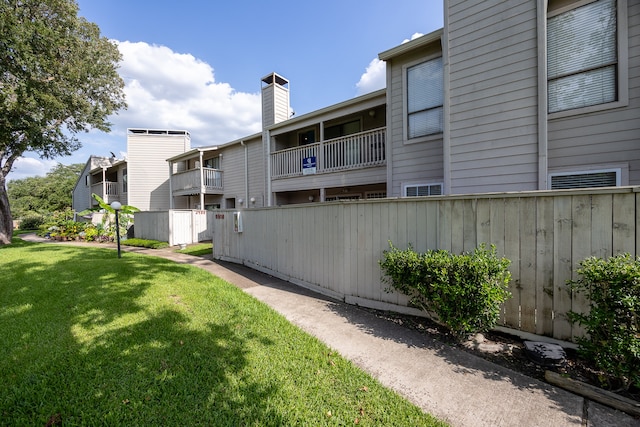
[19,235,639,426]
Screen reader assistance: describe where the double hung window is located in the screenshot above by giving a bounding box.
[547,0,618,113]
[407,57,443,138]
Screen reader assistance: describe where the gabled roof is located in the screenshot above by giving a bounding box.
[166,132,262,162]
[378,28,443,61]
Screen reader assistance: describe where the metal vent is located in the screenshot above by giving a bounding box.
[405,184,442,197]
[550,171,618,190]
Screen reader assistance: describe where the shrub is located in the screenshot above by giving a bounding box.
[380,243,511,339]
[568,254,640,391]
[121,238,169,249]
[18,213,45,230]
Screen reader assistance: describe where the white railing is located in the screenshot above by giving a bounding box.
[172,168,223,193]
[271,127,386,179]
[91,182,119,202]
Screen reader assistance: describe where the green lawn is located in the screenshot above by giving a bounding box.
[0,238,447,426]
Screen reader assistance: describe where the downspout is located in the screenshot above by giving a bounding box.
[266,130,272,206]
[199,151,205,210]
[537,0,549,190]
[442,17,451,195]
[241,140,248,208]
[102,167,107,203]
[168,161,174,209]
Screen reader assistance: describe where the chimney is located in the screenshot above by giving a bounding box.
[261,72,290,128]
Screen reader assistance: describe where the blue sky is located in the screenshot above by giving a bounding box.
[11,0,444,181]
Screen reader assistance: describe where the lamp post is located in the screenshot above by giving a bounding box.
[110,201,122,258]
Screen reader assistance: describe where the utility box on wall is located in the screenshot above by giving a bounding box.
[233,211,243,233]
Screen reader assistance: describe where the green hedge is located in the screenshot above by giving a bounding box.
[568,254,640,391]
[380,243,511,339]
[121,238,169,249]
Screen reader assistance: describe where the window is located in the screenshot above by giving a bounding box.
[324,120,361,140]
[204,157,220,169]
[325,194,361,201]
[298,129,316,145]
[549,169,620,189]
[404,183,442,197]
[407,57,443,138]
[547,0,618,113]
[365,192,387,199]
[122,169,128,193]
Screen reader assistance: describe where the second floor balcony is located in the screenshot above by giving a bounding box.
[91,181,121,204]
[171,167,223,195]
[271,127,386,179]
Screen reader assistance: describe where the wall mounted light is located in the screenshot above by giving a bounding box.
[250,197,256,204]
[237,198,243,205]
[308,195,314,202]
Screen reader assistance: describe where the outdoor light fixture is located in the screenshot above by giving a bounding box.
[110,201,122,258]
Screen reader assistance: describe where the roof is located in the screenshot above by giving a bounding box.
[166,132,262,162]
[127,128,190,136]
[378,28,443,61]
[264,88,386,133]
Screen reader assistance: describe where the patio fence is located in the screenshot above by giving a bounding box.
[210,187,640,342]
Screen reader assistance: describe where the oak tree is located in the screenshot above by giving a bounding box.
[0,0,126,244]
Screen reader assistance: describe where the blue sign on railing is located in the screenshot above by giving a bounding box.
[302,156,316,175]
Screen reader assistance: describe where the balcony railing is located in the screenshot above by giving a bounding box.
[91,181,120,203]
[271,127,386,179]
[172,167,223,193]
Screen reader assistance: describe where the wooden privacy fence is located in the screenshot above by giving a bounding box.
[211,187,639,342]
[135,210,213,246]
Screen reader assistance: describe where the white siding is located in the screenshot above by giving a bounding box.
[127,132,190,211]
[447,0,539,193]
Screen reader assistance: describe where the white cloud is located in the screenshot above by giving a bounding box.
[355,33,425,96]
[8,157,58,182]
[112,41,262,146]
[355,58,386,96]
[403,32,425,44]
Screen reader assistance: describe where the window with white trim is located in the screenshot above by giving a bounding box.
[407,57,443,138]
[404,183,442,197]
[325,194,361,201]
[547,0,618,113]
[365,192,387,199]
[549,169,620,189]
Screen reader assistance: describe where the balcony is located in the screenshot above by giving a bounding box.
[91,181,120,204]
[271,127,386,179]
[171,167,223,195]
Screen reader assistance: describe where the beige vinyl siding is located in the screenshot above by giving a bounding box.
[548,1,640,184]
[387,47,444,197]
[447,0,539,194]
[72,161,94,212]
[127,133,190,211]
[220,144,244,201]
[247,138,266,207]
[271,166,386,193]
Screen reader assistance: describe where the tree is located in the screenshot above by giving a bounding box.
[0,0,126,244]
[8,162,84,218]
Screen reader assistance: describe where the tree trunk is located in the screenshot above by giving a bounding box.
[0,174,13,245]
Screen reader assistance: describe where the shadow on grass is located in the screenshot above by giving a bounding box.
[210,259,585,425]
[0,241,284,425]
